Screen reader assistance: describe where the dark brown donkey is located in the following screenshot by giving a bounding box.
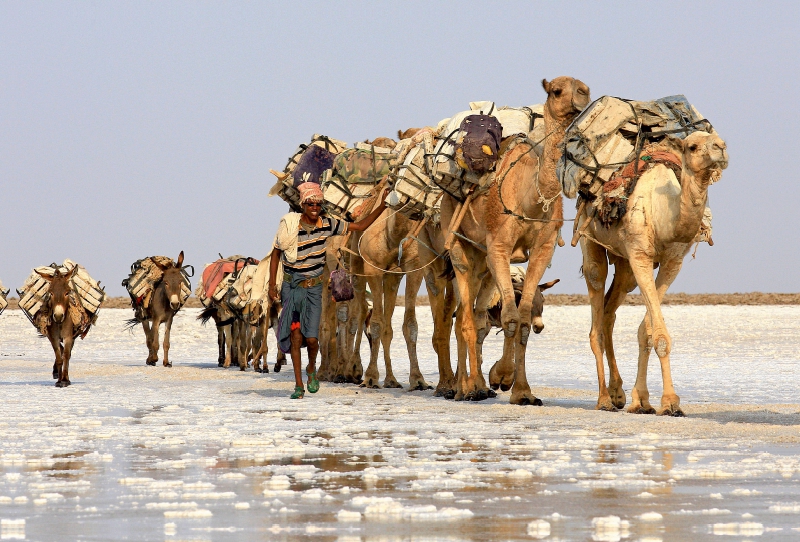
[128,252,188,367]
[38,266,79,387]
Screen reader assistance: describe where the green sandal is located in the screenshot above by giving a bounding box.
[290,385,305,399]
[307,371,320,394]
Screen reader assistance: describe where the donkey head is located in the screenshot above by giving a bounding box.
[159,251,185,311]
[37,266,78,324]
[531,278,560,334]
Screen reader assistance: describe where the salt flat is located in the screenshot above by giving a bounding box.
[1,306,799,541]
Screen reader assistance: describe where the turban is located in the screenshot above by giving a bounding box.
[298,182,324,204]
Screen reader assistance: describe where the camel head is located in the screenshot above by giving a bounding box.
[666,131,728,183]
[398,128,423,140]
[365,137,397,150]
[542,77,591,125]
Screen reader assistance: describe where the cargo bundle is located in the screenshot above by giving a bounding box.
[17,260,105,338]
[226,257,277,325]
[122,256,192,320]
[429,101,545,200]
[387,128,443,222]
[322,142,396,220]
[269,135,348,211]
[557,95,713,224]
[0,279,8,316]
[196,255,259,310]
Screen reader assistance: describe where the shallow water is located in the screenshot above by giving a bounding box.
[1,307,800,541]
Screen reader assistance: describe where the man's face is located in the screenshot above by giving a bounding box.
[302,200,322,222]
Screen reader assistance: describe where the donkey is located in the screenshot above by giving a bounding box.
[38,266,79,387]
[128,251,187,367]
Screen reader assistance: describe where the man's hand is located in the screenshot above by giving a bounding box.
[380,187,391,204]
[268,283,279,302]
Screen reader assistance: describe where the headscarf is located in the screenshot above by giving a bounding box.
[298,182,323,204]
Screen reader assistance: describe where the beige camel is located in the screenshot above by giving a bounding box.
[576,130,728,416]
[440,76,590,403]
[341,208,433,391]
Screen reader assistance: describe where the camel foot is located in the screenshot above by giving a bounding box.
[273,363,281,373]
[383,378,403,389]
[360,377,380,389]
[409,381,433,392]
[333,374,346,384]
[510,392,543,406]
[487,389,497,398]
[627,404,657,415]
[217,360,225,367]
[146,360,157,366]
[55,380,70,388]
[163,362,172,368]
[254,367,262,373]
[595,398,618,412]
[608,385,626,410]
[658,406,685,417]
[239,366,246,372]
[465,389,489,402]
[489,363,514,392]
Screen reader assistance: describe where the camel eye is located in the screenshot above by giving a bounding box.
[688,144,698,152]
[553,89,562,97]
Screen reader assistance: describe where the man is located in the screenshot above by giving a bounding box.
[268,181,389,399]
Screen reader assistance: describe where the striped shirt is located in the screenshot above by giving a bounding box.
[276,216,348,279]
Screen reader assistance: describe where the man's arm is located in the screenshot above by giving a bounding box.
[347,188,391,232]
[268,246,282,302]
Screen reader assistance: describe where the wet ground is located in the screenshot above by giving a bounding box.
[1,306,800,541]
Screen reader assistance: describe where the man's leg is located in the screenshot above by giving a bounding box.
[290,325,305,389]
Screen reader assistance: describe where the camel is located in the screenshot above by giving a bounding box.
[440,76,590,403]
[342,208,433,391]
[576,130,728,416]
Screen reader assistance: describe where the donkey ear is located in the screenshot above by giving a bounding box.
[542,79,550,94]
[66,265,79,279]
[35,270,54,281]
[176,251,185,268]
[537,278,560,291]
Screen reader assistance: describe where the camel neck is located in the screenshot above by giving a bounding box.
[674,169,710,242]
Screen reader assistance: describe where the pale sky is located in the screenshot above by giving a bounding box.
[2,1,798,296]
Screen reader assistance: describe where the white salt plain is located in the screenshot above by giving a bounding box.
[1,305,800,541]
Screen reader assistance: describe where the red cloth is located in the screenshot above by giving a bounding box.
[202,258,260,298]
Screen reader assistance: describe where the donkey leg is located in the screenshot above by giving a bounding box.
[148,317,162,366]
[216,325,226,366]
[163,314,174,367]
[60,333,74,387]
[48,330,63,383]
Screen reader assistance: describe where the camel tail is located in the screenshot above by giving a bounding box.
[198,306,217,326]
[124,318,141,331]
[438,251,456,281]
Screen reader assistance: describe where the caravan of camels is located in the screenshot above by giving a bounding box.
[7,76,728,417]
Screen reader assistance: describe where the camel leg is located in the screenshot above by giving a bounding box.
[629,255,685,416]
[163,313,174,367]
[318,282,335,380]
[343,275,366,384]
[403,269,431,391]
[473,272,498,399]
[602,260,637,409]
[628,253,682,416]
[450,243,489,401]
[380,274,403,389]
[486,246,520,338]
[426,267,456,398]
[490,334,516,392]
[361,273,386,389]
[581,239,615,410]
[331,300,350,382]
[508,237,556,406]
